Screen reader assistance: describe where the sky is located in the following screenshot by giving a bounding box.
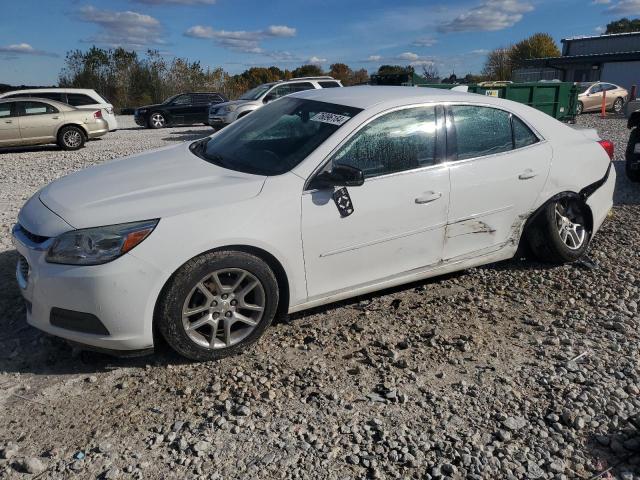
[0,0,637,85]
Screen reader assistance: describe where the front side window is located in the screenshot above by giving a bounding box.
[172,94,192,105]
[192,97,362,176]
[0,103,13,118]
[20,101,58,116]
[451,106,513,160]
[590,84,602,94]
[332,106,438,179]
[66,93,97,106]
[239,84,273,101]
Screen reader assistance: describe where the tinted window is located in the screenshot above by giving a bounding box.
[20,101,58,116]
[172,94,192,105]
[452,106,512,160]
[319,81,340,88]
[333,106,438,179]
[67,93,97,106]
[603,83,617,91]
[5,92,31,98]
[195,97,361,176]
[590,84,602,94]
[512,116,538,149]
[37,92,65,102]
[0,103,13,118]
[288,82,315,93]
[193,94,214,104]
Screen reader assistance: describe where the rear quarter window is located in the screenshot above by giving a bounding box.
[67,93,98,106]
[319,81,341,88]
[512,116,539,149]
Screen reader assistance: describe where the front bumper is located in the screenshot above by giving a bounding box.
[208,110,237,127]
[12,224,165,352]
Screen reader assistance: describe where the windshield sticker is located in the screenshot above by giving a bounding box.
[311,112,351,126]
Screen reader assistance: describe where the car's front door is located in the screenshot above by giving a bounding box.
[0,102,19,145]
[442,105,551,260]
[301,105,450,300]
[16,101,61,143]
[584,84,603,111]
[168,94,193,125]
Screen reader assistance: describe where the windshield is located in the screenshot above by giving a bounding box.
[578,83,593,94]
[238,84,273,101]
[190,97,362,176]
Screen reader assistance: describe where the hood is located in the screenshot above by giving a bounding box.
[38,142,267,229]
[212,99,256,110]
[136,103,164,111]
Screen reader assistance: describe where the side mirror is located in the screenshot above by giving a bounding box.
[309,164,364,190]
[263,94,276,104]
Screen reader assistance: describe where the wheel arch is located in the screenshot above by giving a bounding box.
[153,244,291,331]
[56,122,89,139]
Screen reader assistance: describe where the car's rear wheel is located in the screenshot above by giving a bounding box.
[157,251,279,361]
[57,126,86,150]
[613,97,624,114]
[148,112,166,129]
[576,101,584,115]
[527,197,590,263]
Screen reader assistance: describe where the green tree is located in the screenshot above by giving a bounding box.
[605,17,640,34]
[377,65,414,75]
[329,63,353,84]
[350,68,369,85]
[292,64,324,78]
[509,33,561,69]
[482,47,512,81]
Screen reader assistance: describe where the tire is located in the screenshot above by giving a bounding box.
[527,197,591,264]
[576,101,584,115]
[613,97,624,114]
[57,126,86,150]
[156,251,279,361]
[148,112,166,129]
[625,128,640,182]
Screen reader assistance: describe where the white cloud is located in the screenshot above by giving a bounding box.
[410,60,435,67]
[133,0,215,4]
[398,52,420,61]
[185,24,297,54]
[78,6,164,48]
[412,37,437,47]
[0,43,58,57]
[438,0,533,33]
[308,56,327,64]
[367,55,382,62]
[607,0,640,14]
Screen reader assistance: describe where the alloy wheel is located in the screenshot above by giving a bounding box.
[151,113,166,128]
[554,200,586,250]
[63,129,82,148]
[182,268,265,349]
[614,98,623,113]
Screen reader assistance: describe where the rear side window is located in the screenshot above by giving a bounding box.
[319,81,340,88]
[288,82,315,93]
[0,103,13,118]
[512,116,538,149]
[451,106,513,160]
[67,93,97,106]
[19,101,58,115]
[333,106,438,179]
[193,94,213,104]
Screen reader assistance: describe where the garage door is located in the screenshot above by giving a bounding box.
[601,61,640,91]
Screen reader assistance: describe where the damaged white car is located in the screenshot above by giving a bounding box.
[13,86,615,361]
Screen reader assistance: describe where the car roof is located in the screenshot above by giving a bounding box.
[0,88,98,95]
[0,97,75,109]
[291,85,483,110]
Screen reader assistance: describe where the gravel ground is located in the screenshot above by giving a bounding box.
[0,114,639,480]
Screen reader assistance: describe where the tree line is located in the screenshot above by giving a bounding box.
[58,47,370,111]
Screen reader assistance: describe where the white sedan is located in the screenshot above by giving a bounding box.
[13,86,615,360]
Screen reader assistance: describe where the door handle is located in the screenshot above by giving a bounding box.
[415,191,442,204]
[4,120,12,124]
[518,169,538,180]
[52,116,60,119]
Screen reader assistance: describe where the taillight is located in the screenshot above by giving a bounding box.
[598,139,614,161]
[93,110,103,119]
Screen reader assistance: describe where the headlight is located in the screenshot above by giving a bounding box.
[46,219,158,266]
[223,105,238,113]
[138,108,147,114]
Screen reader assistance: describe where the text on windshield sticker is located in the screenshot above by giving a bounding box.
[310,112,351,126]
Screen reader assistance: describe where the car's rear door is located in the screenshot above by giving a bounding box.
[191,94,214,123]
[167,94,193,125]
[301,105,450,300]
[0,102,20,145]
[16,101,62,143]
[442,104,551,260]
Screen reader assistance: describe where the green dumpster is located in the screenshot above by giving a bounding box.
[419,82,579,122]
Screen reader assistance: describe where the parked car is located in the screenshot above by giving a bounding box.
[625,110,640,182]
[208,76,342,129]
[134,92,227,129]
[13,86,615,360]
[576,82,628,115]
[0,88,118,131]
[0,98,108,150]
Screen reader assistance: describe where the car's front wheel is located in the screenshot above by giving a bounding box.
[527,198,591,263]
[157,251,279,361]
[613,97,624,114]
[148,112,166,129]
[576,101,584,115]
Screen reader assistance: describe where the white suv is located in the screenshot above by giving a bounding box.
[0,88,118,131]
[208,76,341,128]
